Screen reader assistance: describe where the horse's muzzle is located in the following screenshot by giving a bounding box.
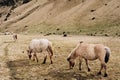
[69,61,75,69]
[67,57,70,61]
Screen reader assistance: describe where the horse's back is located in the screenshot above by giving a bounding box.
[94,44,106,57]
[30,39,40,47]
[29,39,50,52]
[76,43,95,60]
[77,43,105,60]
[39,39,49,49]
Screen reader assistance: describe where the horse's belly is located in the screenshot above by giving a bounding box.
[86,56,98,60]
[83,52,98,60]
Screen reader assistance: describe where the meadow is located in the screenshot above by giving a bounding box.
[0,34,120,80]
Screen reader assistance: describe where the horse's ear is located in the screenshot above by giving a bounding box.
[80,41,83,44]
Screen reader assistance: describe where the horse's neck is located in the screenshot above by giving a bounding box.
[71,49,78,59]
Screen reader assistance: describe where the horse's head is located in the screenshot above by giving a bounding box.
[27,50,32,60]
[67,57,75,69]
[67,47,78,69]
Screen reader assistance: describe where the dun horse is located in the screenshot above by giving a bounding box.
[27,39,53,64]
[67,41,111,77]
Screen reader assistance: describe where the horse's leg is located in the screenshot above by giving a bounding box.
[42,53,47,64]
[49,53,53,64]
[79,57,82,70]
[47,49,53,64]
[97,57,107,76]
[33,53,38,62]
[33,53,35,61]
[84,59,91,72]
[98,56,108,77]
[97,63,107,77]
[103,63,107,77]
[97,63,103,75]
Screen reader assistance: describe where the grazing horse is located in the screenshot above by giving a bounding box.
[67,41,111,77]
[13,34,17,41]
[27,39,53,64]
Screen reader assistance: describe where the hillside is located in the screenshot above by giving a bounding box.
[0,0,120,36]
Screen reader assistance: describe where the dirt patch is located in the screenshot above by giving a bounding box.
[7,59,32,80]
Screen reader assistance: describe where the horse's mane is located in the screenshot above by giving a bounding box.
[68,41,84,59]
[68,44,80,59]
[68,48,75,58]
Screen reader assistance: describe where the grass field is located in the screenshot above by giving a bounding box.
[19,21,120,37]
[0,34,120,80]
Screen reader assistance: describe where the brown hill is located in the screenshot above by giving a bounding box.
[0,0,120,36]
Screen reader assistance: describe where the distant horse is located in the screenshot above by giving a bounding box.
[13,34,17,41]
[67,41,111,77]
[27,39,53,64]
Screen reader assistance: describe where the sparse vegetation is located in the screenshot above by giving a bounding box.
[0,34,120,80]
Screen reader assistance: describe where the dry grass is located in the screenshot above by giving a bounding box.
[0,34,120,80]
[1,0,120,36]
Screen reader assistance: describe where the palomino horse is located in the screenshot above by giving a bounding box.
[67,41,111,77]
[27,39,53,64]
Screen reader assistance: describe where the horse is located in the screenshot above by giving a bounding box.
[27,39,53,64]
[13,34,17,41]
[67,41,111,77]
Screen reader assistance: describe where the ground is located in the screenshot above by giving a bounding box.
[0,34,120,80]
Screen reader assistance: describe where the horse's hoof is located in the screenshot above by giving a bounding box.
[42,62,46,64]
[51,61,53,64]
[104,73,108,77]
[88,68,91,72]
[79,67,82,71]
[97,72,101,75]
[79,69,82,71]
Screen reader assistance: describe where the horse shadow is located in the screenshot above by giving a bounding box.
[6,59,41,79]
[46,68,104,80]
[6,59,105,80]
[7,59,41,68]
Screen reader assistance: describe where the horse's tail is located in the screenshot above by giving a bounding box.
[48,42,53,56]
[105,47,111,63]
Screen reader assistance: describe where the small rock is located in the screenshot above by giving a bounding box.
[91,17,95,20]
[63,34,67,37]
